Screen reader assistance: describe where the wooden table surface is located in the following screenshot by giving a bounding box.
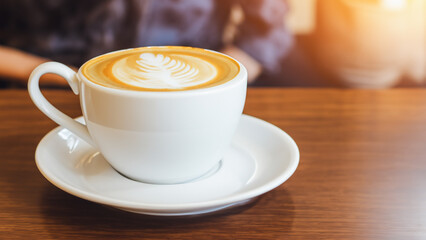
[1,88,426,239]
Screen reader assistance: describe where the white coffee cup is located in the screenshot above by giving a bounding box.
[28,47,247,184]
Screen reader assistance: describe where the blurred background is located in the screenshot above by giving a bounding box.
[0,0,425,89]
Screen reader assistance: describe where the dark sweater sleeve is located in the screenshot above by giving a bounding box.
[234,0,293,72]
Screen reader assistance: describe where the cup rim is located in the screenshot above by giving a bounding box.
[77,46,247,97]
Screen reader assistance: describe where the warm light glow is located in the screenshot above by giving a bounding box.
[381,0,406,9]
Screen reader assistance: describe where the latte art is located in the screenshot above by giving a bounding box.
[112,53,217,89]
[81,46,240,91]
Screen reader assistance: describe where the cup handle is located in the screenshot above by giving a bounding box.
[28,62,95,147]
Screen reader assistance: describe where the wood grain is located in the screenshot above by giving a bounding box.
[1,88,426,239]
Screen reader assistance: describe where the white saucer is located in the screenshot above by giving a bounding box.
[35,114,299,216]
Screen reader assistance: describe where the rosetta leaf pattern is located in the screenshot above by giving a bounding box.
[135,53,199,87]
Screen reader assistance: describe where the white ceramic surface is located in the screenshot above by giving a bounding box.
[35,115,299,216]
[28,48,247,184]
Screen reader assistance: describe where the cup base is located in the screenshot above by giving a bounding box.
[111,160,223,185]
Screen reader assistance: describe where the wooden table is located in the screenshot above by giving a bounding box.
[1,88,426,239]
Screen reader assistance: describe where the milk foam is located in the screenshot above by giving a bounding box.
[112,53,217,89]
[81,47,240,91]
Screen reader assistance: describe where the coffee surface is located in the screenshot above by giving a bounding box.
[81,46,240,91]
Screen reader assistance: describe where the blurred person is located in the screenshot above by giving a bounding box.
[315,0,426,88]
[0,0,318,88]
